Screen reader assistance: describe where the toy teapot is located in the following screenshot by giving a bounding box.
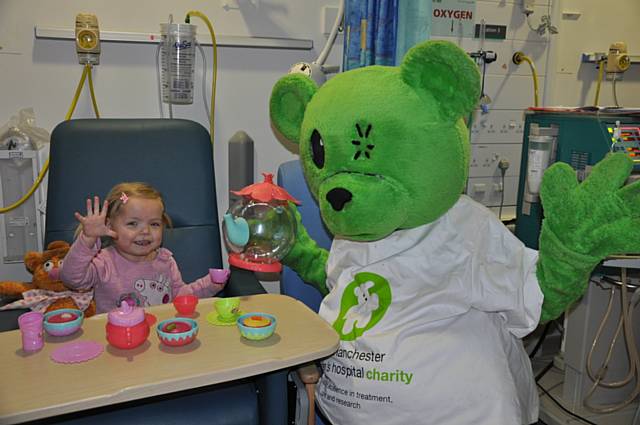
[223,173,299,273]
[105,302,150,349]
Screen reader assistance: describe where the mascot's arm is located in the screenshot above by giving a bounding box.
[537,153,640,323]
[282,206,330,296]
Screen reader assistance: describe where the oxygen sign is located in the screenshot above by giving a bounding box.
[431,0,476,38]
[433,9,473,20]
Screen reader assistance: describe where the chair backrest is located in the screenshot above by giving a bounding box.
[45,119,221,282]
[277,160,332,312]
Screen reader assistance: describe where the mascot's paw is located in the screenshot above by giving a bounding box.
[537,153,640,322]
[281,204,330,295]
[540,152,640,258]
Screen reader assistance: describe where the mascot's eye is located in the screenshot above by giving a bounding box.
[58,259,64,267]
[43,261,54,272]
[310,129,325,169]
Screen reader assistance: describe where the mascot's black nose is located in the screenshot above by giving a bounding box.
[326,188,353,211]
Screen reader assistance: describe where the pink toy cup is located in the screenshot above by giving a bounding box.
[18,311,44,352]
[209,268,231,284]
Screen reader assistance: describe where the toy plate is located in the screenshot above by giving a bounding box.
[50,341,104,364]
[206,311,244,326]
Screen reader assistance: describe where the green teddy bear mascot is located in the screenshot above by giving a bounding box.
[269,40,640,425]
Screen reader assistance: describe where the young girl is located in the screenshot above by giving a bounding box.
[60,182,226,313]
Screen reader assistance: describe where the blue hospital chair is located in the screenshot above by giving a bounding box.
[1,119,287,425]
[277,160,334,425]
[277,160,333,312]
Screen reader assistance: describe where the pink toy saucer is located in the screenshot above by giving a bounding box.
[50,341,104,364]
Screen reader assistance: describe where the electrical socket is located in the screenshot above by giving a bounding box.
[468,144,522,178]
[467,175,518,208]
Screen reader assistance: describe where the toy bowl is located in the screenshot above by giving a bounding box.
[44,309,84,336]
[173,295,198,316]
[236,313,276,341]
[156,318,199,347]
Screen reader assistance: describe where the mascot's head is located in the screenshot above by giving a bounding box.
[270,41,480,241]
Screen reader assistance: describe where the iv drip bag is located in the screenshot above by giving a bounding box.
[160,23,196,105]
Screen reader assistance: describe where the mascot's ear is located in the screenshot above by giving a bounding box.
[400,40,480,122]
[269,73,317,144]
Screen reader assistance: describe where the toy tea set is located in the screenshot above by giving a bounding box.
[18,295,277,363]
[15,174,292,362]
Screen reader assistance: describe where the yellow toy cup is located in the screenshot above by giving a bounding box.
[214,297,240,322]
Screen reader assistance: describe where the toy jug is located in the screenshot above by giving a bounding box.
[223,173,299,273]
[105,302,150,349]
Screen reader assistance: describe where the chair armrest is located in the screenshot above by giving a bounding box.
[297,362,320,384]
[296,362,320,425]
[225,266,266,296]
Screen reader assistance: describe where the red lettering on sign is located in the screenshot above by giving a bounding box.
[433,9,473,20]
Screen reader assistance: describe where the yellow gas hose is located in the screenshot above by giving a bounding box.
[0,64,99,213]
[185,11,217,147]
[513,51,539,107]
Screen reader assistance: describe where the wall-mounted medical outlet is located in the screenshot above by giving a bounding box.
[468,144,522,179]
[75,13,100,65]
[470,111,525,144]
[606,41,631,75]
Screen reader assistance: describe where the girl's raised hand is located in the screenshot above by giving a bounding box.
[75,196,118,241]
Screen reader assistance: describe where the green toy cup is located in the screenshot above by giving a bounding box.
[214,297,240,322]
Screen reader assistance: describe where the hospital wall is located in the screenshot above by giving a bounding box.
[0,0,638,284]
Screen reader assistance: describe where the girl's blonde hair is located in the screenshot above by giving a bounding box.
[104,182,172,226]
[75,182,172,241]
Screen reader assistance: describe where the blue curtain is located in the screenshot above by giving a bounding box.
[342,0,433,71]
[395,1,432,65]
[342,0,399,71]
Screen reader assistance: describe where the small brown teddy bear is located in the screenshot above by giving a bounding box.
[0,241,96,316]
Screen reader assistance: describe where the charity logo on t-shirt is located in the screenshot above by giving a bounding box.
[332,272,391,341]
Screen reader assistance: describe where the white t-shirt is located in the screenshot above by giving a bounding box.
[316,195,543,425]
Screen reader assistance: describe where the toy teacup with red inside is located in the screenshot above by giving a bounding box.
[156,318,198,346]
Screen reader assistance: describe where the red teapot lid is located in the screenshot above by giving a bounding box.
[231,173,300,204]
